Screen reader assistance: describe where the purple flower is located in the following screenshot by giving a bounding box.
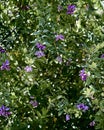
[36,43,46,51]
[67,5,76,14]
[89,121,95,126]
[21,5,30,10]
[30,100,38,108]
[56,56,62,63]
[77,103,84,110]
[79,69,87,81]
[0,60,10,70]
[66,114,70,121]
[58,5,63,12]
[100,54,104,58]
[55,34,64,41]
[77,103,89,111]
[83,105,89,111]
[35,51,45,58]
[30,96,34,99]
[66,58,72,66]
[24,66,32,72]
[0,47,6,53]
[0,105,11,117]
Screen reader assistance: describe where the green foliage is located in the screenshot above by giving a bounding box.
[0,0,104,129]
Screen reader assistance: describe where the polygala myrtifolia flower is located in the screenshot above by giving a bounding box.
[0,105,11,117]
[36,43,46,51]
[77,103,89,112]
[0,60,10,70]
[89,121,95,127]
[24,66,32,72]
[21,5,30,10]
[30,96,38,108]
[66,58,72,66]
[100,54,104,58]
[65,114,70,121]
[67,4,76,14]
[56,56,62,64]
[55,34,64,41]
[30,100,38,108]
[0,46,6,53]
[58,5,63,12]
[35,50,45,58]
[30,96,35,99]
[79,69,87,81]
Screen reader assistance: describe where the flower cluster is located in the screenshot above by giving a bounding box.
[77,103,89,111]
[67,5,76,14]
[79,69,87,81]
[35,51,45,58]
[65,114,70,121]
[30,96,38,108]
[0,105,11,117]
[66,58,72,66]
[24,66,32,72]
[58,5,63,12]
[36,43,46,51]
[0,60,10,70]
[30,100,38,108]
[35,43,46,58]
[100,54,104,58]
[0,46,6,53]
[89,121,95,126]
[56,56,62,64]
[55,34,64,41]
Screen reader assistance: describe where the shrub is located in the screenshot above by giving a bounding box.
[0,0,104,129]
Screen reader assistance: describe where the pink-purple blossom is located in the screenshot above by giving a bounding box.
[21,5,30,10]
[89,121,95,126]
[35,50,45,58]
[100,54,104,58]
[36,43,46,50]
[77,103,89,111]
[66,58,72,66]
[55,34,64,41]
[0,60,10,70]
[0,46,6,53]
[30,96,35,99]
[0,105,11,117]
[24,66,32,72]
[30,100,38,108]
[66,114,70,121]
[56,56,62,63]
[58,5,63,12]
[67,5,76,14]
[79,69,87,81]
